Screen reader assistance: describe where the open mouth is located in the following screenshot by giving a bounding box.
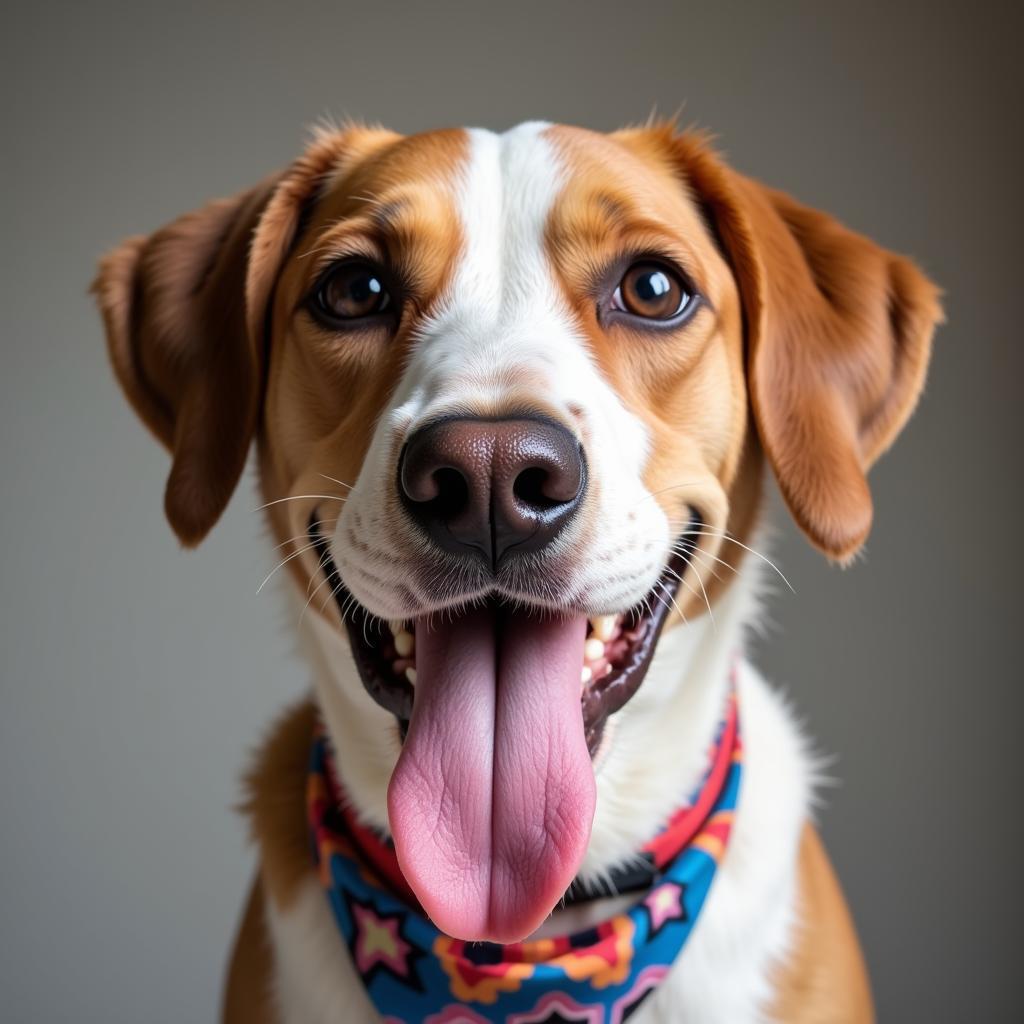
[308,513,699,943]
[308,514,699,757]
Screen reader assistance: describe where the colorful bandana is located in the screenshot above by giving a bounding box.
[308,686,741,1024]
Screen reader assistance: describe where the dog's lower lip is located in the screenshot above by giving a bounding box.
[307,515,701,755]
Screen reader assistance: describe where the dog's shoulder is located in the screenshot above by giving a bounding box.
[223,874,277,1023]
[769,825,874,1023]
[224,698,319,1023]
[724,664,873,1023]
[241,697,320,907]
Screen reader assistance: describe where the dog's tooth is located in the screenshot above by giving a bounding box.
[590,615,617,642]
[580,666,593,685]
[405,667,417,685]
[393,630,415,657]
[584,637,605,662]
[388,619,405,637]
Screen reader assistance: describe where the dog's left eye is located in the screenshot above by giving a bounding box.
[610,262,692,321]
[311,261,393,324]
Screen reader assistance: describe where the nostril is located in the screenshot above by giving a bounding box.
[431,467,470,518]
[513,466,561,511]
[511,438,585,512]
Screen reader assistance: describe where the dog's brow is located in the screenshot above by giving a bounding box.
[554,190,659,251]
[299,196,421,269]
[367,197,410,234]
[594,192,631,225]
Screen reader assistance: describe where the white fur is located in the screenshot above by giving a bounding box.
[262,124,814,1022]
[266,878,377,1024]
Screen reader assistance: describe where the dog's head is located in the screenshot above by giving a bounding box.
[95,122,940,942]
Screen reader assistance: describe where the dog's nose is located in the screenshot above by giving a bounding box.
[399,416,586,567]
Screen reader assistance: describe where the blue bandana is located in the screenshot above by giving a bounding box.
[308,688,740,1023]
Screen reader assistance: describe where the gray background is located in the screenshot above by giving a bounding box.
[2,1,1020,1020]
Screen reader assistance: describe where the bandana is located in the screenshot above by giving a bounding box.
[308,683,740,1024]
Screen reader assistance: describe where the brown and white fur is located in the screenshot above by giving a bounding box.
[94,121,940,1022]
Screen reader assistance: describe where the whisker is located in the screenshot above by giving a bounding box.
[326,584,347,618]
[679,545,726,584]
[306,546,334,596]
[256,540,320,594]
[336,589,359,626]
[689,561,715,628]
[300,570,336,624]
[670,529,794,593]
[319,581,346,621]
[662,562,715,628]
[650,585,687,627]
[632,480,704,507]
[254,493,349,512]
[663,582,692,626]
[316,473,355,491]
[271,518,339,553]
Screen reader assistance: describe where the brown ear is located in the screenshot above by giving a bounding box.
[92,180,285,545]
[672,135,943,562]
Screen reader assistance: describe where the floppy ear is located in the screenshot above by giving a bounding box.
[92,178,290,546]
[672,135,943,562]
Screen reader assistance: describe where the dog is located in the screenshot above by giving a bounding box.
[94,120,940,1023]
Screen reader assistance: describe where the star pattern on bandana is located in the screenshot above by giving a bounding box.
[641,882,687,939]
[345,894,426,993]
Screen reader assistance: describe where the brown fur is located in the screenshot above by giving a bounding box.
[240,700,319,910]
[768,827,875,1022]
[222,876,276,1024]
[225,700,317,1023]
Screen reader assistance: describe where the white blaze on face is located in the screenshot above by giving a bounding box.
[391,123,583,416]
[334,122,671,618]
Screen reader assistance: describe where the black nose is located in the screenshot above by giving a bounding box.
[398,415,587,568]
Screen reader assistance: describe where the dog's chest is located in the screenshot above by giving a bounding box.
[261,662,809,1024]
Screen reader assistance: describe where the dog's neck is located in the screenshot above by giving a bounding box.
[293,555,759,932]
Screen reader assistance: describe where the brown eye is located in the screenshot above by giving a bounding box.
[313,261,393,323]
[612,262,691,321]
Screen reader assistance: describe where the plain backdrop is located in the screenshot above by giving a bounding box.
[2,2,1021,1020]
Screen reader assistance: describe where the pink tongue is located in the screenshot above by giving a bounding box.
[387,605,594,942]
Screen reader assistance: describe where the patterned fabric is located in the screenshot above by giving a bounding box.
[308,685,741,1024]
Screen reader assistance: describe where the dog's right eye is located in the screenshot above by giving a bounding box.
[311,260,394,325]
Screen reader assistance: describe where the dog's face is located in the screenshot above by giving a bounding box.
[273,124,741,618]
[95,121,940,943]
